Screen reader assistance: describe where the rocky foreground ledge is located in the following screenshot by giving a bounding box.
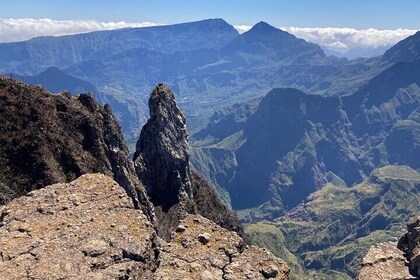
[0,173,289,279]
[357,216,420,280]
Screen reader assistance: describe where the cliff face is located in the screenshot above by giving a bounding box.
[192,59,420,219]
[134,83,193,209]
[0,77,153,218]
[357,216,420,280]
[134,83,243,239]
[0,174,289,280]
[398,217,420,278]
[357,243,414,280]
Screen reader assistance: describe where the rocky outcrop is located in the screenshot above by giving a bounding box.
[134,84,243,240]
[154,214,289,279]
[0,174,157,280]
[0,78,283,278]
[0,174,289,279]
[357,243,414,280]
[357,216,420,280]
[134,83,193,209]
[398,216,420,277]
[0,77,153,220]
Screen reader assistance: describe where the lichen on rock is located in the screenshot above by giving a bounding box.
[0,174,157,280]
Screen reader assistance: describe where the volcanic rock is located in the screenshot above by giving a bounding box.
[0,174,157,280]
[0,76,153,220]
[133,83,243,239]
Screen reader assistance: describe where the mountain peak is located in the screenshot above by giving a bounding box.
[149,83,176,117]
[222,21,325,61]
[383,30,420,63]
[134,83,192,211]
[133,84,244,240]
[250,21,279,32]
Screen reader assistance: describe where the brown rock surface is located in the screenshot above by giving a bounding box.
[154,214,289,279]
[0,175,290,279]
[0,76,153,220]
[0,173,157,280]
[357,242,414,280]
[398,216,420,278]
[133,83,243,240]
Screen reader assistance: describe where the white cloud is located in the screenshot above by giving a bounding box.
[0,18,160,43]
[234,24,417,57]
[234,25,252,34]
[281,27,417,54]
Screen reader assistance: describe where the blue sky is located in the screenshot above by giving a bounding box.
[2,0,420,29]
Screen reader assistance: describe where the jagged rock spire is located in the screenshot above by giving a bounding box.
[133,83,193,210]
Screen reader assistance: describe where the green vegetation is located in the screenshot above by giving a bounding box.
[246,166,420,278]
[246,222,305,280]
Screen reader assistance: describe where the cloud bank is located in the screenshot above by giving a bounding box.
[234,25,417,57]
[282,27,417,53]
[0,18,159,43]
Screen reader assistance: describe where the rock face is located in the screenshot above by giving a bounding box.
[0,174,289,279]
[134,83,193,209]
[383,31,420,63]
[0,76,153,219]
[357,243,414,280]
[192,58,420,218]
[0,174,157,280]
[134,84,243,240]
[154,214,289,279]
[357,216,420,280]
[270,165,420,277]
[0,78,287,278]
[398,216,420,277]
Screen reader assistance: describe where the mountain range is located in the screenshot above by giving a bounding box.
[190,28,419,278]
[0,18,419,279]
[0,19,399,135]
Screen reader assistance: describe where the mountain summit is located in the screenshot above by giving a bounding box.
[134,83,193,209]
[222,21,325,61]
[383,31,420,63]
[133,83,243,239]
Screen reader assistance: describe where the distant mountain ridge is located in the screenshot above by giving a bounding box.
[383,31,420,63]
[0,19,397,135]
[10,66,101,98]
[222,21,326,63]
[0,18,239,75]
[192,58,420,215]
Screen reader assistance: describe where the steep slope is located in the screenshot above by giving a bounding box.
[0,174,290,280]
[0,77,292,278]
[398,216,420,278]
[230,88,362,211]
[273,166,420,277]
[0,76,151,217]
[133,83,243,239]
[383,31,420,63]
[133,83,193,209]
[192,58,420,217]
[0,19,239,134]
[0,19,239,75]
[10,66,102,100]
[358,216,420,279]
[1,20,392,137]
[221,21,326,64]
[9,66,145,133]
